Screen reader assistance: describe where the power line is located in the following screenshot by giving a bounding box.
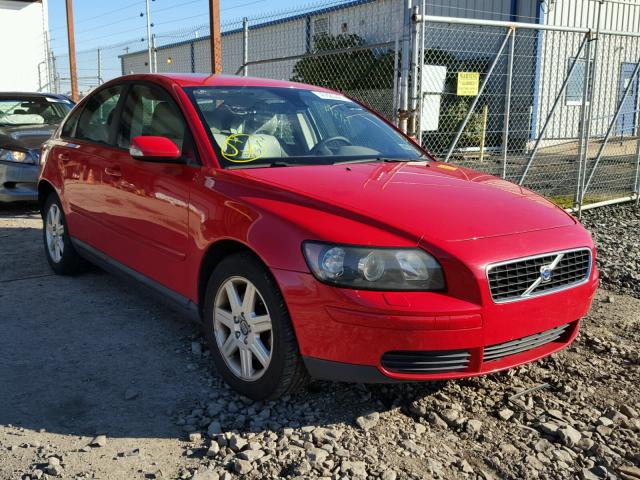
[221,0,268,12]
[78,26,148,46]
[154,0,203,14]
[49,1,145,32]
[154,11,211,28]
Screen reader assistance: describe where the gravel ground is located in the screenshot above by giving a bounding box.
[581,203,640,298]
[0,203,638,480]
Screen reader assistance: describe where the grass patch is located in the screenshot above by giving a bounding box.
[547,193,630,209]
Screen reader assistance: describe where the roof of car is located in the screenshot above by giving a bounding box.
[0,92,73,101]
[113,73,333,92]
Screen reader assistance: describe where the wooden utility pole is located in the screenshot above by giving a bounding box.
[208,0,222,74]
[65,0,79,102]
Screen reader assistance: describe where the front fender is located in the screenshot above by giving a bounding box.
[189,170,419,275]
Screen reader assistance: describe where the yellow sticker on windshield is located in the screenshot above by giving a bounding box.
[221,134,264,163]
[436,164,458,171]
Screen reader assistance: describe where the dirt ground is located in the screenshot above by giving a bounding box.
[0,203,638,480]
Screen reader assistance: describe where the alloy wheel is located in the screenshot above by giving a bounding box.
[213,276,273,381]
[45,203,65,263]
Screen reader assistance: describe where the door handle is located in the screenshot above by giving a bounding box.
[104,166,122,177]
[58,152,70,163]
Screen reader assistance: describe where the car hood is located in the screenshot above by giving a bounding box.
[0,124,58,151]
[235,161,575,242]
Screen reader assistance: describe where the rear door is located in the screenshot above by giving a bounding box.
[55,85,125,246]
[97,82,198,295]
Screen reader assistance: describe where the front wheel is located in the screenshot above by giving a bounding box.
[42,193,86,275]
[203,252,308,400]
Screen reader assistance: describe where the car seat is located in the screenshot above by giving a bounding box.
[149,101,184,149]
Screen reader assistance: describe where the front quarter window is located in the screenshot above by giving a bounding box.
[74,86,123,145]
[186,86,423,168]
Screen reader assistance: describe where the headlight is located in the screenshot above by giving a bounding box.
[302,241,445,291]
[0,148,37,164]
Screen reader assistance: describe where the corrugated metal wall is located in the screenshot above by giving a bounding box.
[544,0,640,32]
[536,0,640,140]
[121,0,538,79]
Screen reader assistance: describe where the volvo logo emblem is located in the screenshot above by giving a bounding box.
[540,264,554,283]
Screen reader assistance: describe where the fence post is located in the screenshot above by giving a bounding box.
[97,48,102,84]
[444,28,512,162]
[392,27,400,126]
[242,17,249,77]
[635,76,640,206]
[44,31,54,91]
[37,62,44,91]
[502,26,515,179]
[145,0,153,73]
[416,0,426,141]
[48,49,56,92]
[399,0,412,133]
[575,32,593,211]
[634,125,640,206]
[51,54,59,94]
[190,41,195,73]
[518,33,589,185]
[408,4,420,137]
[152,34,158,73]
[479,104,488,162]
[578,0,604,216]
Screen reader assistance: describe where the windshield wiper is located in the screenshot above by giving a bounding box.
[226,161,293,170]
[332,158,382,165]
[376,157,427,163]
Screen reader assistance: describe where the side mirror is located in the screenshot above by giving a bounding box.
[129,136,181,162]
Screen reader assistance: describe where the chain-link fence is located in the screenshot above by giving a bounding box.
[46,0,640,211]
[418,13,640,211]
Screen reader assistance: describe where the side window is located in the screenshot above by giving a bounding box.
[61,106,82,138]
[117,84,187,153]
[75,86,123,144]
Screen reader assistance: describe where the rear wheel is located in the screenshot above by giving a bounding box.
[203,252,308,400]
[42,194,86,275]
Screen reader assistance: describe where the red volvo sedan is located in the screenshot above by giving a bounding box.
[38,74,598,400]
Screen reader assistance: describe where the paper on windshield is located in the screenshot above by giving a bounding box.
[310,91,353,102]
[2,114,45,125]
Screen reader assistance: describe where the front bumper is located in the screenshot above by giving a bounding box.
[302,321,581,382]
[0,161,39,202]
[273,252,598,382]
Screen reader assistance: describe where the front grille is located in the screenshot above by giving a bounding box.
[381,349,470,374]
[483,323,570,362]
[487,248,591,302]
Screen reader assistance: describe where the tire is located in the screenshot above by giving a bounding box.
[42,193,86,275]
[203,252,308,400]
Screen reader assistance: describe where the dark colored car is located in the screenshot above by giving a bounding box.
[0,93,73,202]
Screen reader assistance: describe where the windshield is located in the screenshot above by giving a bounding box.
[186,86,424,168]
[0,97,72,126]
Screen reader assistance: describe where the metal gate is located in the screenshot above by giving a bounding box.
[408,8,640,213]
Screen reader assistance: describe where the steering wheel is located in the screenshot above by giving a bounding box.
[310,136,352,155]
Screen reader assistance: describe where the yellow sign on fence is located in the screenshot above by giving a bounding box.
[457,72,480,96]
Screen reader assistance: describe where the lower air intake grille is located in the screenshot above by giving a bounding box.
[381,349,470,374]
[483,324,570,362]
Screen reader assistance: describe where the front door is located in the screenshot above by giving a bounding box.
[98,83,198,297]
[58,84,125,247]
[617,62,639,137]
